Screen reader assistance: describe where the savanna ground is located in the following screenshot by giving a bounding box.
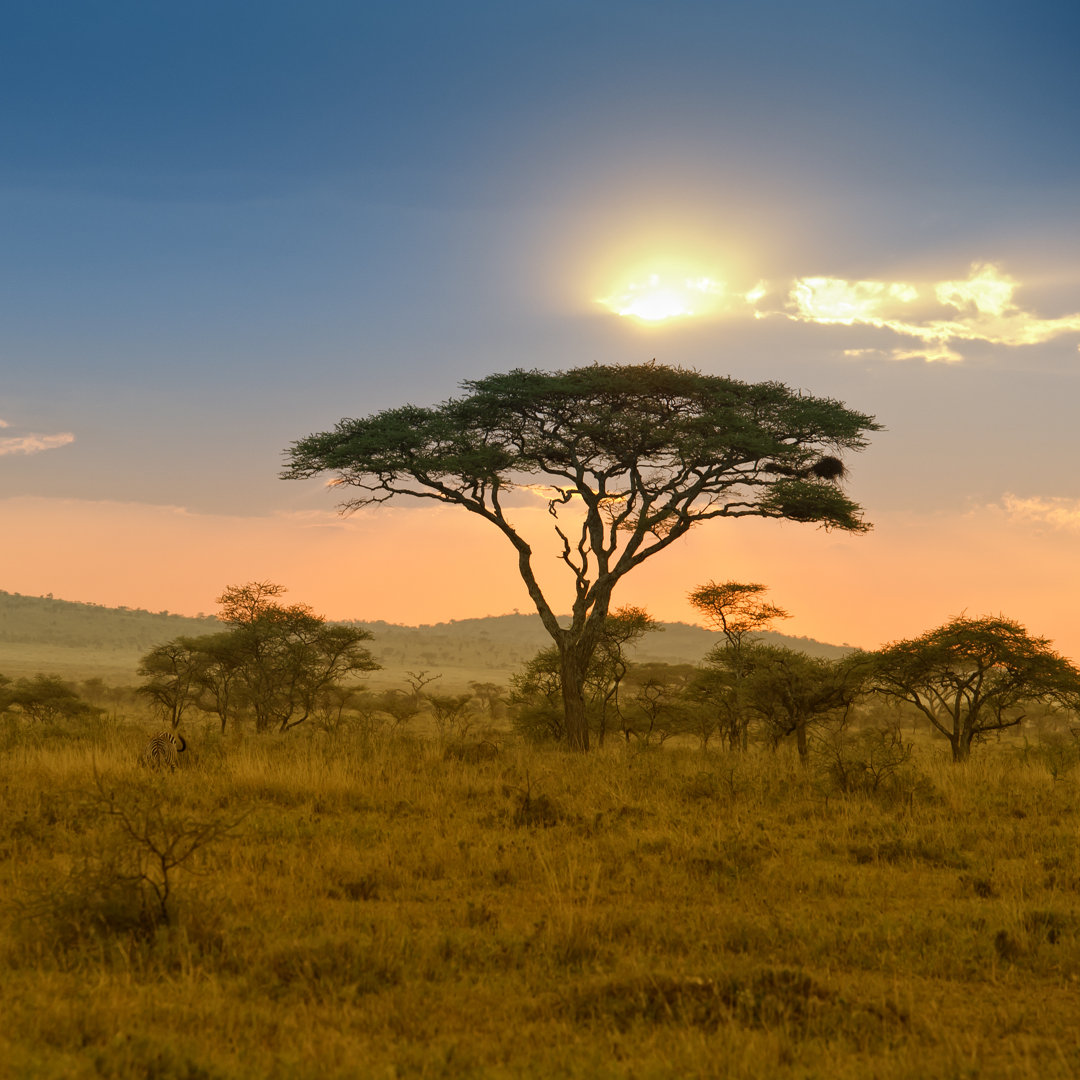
[3,710,1080,1080]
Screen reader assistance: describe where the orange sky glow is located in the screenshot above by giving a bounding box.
[3,494,1078,660]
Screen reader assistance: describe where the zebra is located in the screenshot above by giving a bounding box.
[140,730,187,771]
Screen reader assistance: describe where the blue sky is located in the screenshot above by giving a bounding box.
[2,1,1080,648]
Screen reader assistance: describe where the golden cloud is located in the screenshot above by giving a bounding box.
[0,431,75,456]
[1000,493,1080,532]
[781,264,1080,363]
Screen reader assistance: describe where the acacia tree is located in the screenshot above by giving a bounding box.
[688,581,790,750]
[137,583,379,734]
[861,616,1080,762]
[742,646,864,761]
[137,642,202,729]
[509,606,661,744]
[215,582,380,733]
[621,662,696,745]
[7,674,103,725]
[284,363,879,750]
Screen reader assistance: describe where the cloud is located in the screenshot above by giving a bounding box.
[778,263,1080,363]
[999,493,1080,532]
[0,431,76,456]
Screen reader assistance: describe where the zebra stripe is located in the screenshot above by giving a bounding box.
[140,730,188,770]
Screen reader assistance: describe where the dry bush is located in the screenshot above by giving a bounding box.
[443,739,499,764]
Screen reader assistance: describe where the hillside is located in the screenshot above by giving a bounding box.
[355,613,851,673]
[0,590,219,651]
[0,590,852,684]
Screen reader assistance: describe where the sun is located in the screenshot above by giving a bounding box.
[599,271,726,323]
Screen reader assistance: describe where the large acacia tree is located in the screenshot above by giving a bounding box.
[284,362,879,750]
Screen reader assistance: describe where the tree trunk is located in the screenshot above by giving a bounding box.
[559,645,590,752]
[795,717,809,763]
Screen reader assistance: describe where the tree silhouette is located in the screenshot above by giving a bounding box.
[285,362,879,750]
[860,615,1080,762]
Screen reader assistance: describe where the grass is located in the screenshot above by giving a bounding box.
[3,715,1080,1078]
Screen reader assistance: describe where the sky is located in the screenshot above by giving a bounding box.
[2,0,1080,654]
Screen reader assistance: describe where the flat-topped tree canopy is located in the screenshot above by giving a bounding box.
[859,615,1080,762]
[284,362,880,750]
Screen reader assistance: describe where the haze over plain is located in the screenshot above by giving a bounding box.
[2,1,1079,653]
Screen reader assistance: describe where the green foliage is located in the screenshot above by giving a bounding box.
[285,365,879,535]
[861,615,1080,762]
[813,717,916,799]
[509,607,663,744]
[617,661,697,744]
[286,363,879,750]
[427,693,475,739]
[137,582,380,735]
[509,645,573,743]
[3,673,104,724]
[688,581,790,646]
[744,646,867,759]
[685,582,795,751]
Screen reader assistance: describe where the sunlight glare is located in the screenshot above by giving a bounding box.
[599,271,726,323]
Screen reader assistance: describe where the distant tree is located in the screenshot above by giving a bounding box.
[312,683,370,734]
[374,689,423,731]
[688,582,790,750]
[688,581,790,645]
[509,607,662,744]
[284,363,879,749]
[468,681,504,721]
[741,646,864,761]
[187,632,247,733]
[860,616,1080,762]
[137,641,202,729]
[620,661,696,745]
[427,693,475,739]
[136,583,380,734]
[8,674,104,724]
[212,582,381,734]
[404,670,442,708]
[78,678,110,706]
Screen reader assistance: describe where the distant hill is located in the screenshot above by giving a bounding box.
[0,591,852,684]
[0,590,219,651]
[353,613,851,673]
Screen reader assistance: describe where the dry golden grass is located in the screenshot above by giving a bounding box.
[2,714,1080,1079]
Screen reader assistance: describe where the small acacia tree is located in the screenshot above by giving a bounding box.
[688,581,790,750]
[137,583,379,734]
[861,615,1080,762]
[510,606,661,744]
[284,362,879,750]
[6,674,103,725]
[138,641,203,729]
[742,646,864,761]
